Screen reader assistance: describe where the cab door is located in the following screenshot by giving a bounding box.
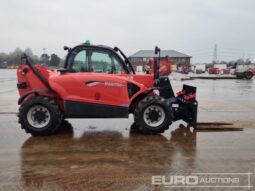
[87,48,131,105]
[50,46,130,118]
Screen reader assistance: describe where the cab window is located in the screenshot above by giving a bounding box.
[67,49,89,72]
[90,51,123,74]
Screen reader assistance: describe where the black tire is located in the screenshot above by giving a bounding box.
[129,123,141,134]
[244,71,253,80]
[18,96,63,136]
[56,120,74,135]
[134,95,172,134]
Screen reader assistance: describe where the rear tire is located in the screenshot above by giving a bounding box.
[134,95,172,134]
[18,96,63,136]
[244,71,253,80]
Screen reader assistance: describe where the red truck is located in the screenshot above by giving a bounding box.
[147,56,172,76]
[208,68,220,75]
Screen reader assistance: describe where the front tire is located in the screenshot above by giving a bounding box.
[18,96,63,136]
[134,96,172,134]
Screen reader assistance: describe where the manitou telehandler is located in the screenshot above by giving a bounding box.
[17,42,198,136]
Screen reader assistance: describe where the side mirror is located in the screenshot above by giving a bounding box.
[154,46,161,80]
[57,68,69,74]
[63,46,71,52]
[155,46,160,55]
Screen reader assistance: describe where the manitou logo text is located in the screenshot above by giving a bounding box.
[104,82,124,87]
[86,81,124,87]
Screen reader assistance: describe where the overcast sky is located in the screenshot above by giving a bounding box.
[1,0,255,63]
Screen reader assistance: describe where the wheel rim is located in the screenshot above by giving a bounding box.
[27,105,51,128]
[143,105,166,127]
[246,72,253,79]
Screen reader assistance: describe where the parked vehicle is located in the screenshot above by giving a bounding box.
[158,57,172,76]
[195,69,204,74]
[17,43,198,136]
[208,68,220,75]
[222,69,230,75]
[146,56,172,76]
[191,64,206,74]
[177,64,189,74]
[235,64,255,79]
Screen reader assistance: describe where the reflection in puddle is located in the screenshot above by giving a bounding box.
[20,121,197,190]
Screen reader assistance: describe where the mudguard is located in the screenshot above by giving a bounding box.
[18,89,50,105]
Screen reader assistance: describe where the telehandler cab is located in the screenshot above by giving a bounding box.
[17,42,198,136]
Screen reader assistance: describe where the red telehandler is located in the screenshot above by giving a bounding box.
[17,43,198,136]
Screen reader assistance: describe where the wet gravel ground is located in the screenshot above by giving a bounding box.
[0,70,255,190]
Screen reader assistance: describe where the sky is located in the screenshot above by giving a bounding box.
[0,0,255,63]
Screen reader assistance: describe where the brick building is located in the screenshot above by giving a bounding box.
[128,50,191,72]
